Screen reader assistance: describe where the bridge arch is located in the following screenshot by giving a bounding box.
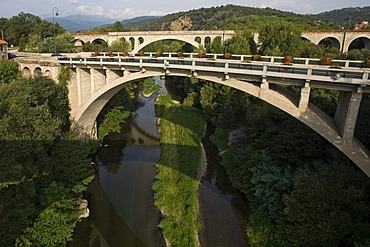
[132,37,201,53]
[34,67,42,76]
[22,67,31,77]
[44,70,52,79]
[73,70,370,177]
[318,37,341,50]
[91,38,108,46]
[72,38,85,47]
[348,37,370,51]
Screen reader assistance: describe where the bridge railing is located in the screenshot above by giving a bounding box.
[88,52,367,69]
[58,55,370,85]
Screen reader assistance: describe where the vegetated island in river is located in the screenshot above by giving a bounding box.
[153,93,206,247]
[142,78,161,97]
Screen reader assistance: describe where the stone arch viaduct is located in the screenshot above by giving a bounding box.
[71,30,370,53]
[16,54,370,177]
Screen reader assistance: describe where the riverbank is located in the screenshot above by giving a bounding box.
[153,93,206,246]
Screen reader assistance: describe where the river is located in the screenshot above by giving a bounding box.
[70,76,250,247]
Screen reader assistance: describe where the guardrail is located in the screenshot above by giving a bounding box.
[58,55,370,85]
[86,52,369,69]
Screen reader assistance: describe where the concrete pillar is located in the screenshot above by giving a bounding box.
[106,69,122,84]
[334,90,363,141]
[92,69,106,92]
[134,38,139,50]
[76,68,90,107]
[80,121,97,140]
[299,81,311,109]
[260,76,269,90]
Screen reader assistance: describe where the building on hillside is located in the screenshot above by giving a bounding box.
[0,39,8,60]
[354,21,369,30]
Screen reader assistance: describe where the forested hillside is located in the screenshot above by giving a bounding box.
[311,6,370,29]
[134,4,344,31]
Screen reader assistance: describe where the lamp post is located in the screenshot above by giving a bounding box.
[52,7,59,54]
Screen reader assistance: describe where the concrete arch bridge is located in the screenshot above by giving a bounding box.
[71,30,370,53]
[55,53,370,177]
[72,30,236,53]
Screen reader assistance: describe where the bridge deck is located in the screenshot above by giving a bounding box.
[58,54,370,93]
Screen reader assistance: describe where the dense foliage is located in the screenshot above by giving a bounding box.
[0,61,95,246]
[0,12,64,50]
[96,83,137,140]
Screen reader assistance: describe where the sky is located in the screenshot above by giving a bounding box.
[0,0,369,20]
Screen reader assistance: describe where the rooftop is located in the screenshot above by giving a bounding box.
[0,39,7,45]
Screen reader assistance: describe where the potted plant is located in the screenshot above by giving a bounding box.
[252,54,261,61]
[364,57,370,68]
[321,57,332,65]
[122,51,127,57]
[138,50,144,56]
[283,55,293,65]
[198,51,206,58]
[92,50,99,57]
[156,50,162,57]
[107,51,113,57]
[224,52,232,59]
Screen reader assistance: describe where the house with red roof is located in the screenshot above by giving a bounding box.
[0,39,8,60]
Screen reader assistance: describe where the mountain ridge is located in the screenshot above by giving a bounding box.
[45,5,369,32]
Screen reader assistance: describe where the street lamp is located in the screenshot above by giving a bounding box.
[52,7,59,54]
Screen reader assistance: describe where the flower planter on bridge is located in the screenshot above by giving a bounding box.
[283,55,293,65]
[321,57,332,65]
[223,52,232,59]
[252,54,261,61]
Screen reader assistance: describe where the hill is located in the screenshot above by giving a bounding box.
[311,6,370,29]
[121,16,161,29]
[137,4,343,31]
[44,15,115,32]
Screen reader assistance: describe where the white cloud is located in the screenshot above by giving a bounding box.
[259,0,313,13]
[74,5,148,19]
[75,5,104,16]
[70,0,79,5]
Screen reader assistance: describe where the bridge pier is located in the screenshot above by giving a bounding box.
[74,121,97,140]
[334,90,363,141]
[299,81,311,109]
[76,68,91,107]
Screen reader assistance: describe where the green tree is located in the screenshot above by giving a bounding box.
[5,12,64,47]
[0,60,20,84]
[38,34,74,53]
[108,37,131,52]
[199,82,250,128]
[98,106,130,140]
[300,40,325,58]
[281,163,370,246]
[210,36,224,53]
[259,21,304,56]
[250,161,293,220]
[225,32,252,54]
